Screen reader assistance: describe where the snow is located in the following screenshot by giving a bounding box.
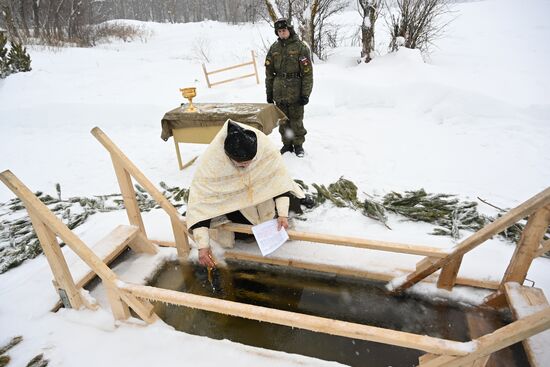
[1,0,550,365]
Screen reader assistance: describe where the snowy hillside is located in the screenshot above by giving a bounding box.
[0,0,549,366]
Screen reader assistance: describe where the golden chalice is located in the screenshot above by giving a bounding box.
[180,87,198,112]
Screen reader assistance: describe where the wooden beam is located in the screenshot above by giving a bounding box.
[501,206,550,285]
[27,208,85,309]
[437,256,463,291]
[202,63,212,88]
[485,206,550,307]
[150,241,500,290]
[535,238,550,258]
[105,282,130,321]
[112,157,147,236]
[130,231,157,254]
[251,50,260,84]
[221,223,450,258]
[121,282,470,356]
[91,127,190,257]
[390,186,550,294]
[418,307,550,367]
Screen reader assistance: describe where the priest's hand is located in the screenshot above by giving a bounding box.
[199,248,216,268]
[277,216,289,230]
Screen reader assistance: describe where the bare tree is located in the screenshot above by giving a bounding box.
[264,0,346,61]
[386,0,451,53]
[357,0,381,63]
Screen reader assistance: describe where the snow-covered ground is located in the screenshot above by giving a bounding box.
[1,0,549,366]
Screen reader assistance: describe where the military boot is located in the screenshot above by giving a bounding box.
[280,144,293,154]
[294,145,305,157]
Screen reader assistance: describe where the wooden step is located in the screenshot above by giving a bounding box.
[504,282,550,367]
[50,225,140,310]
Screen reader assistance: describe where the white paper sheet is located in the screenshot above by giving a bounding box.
[251,219,289,256]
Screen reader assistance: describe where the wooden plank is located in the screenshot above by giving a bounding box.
[419,307,550,367]
[437,255,463,291]
[112,157,147,236]
[225,250,394,282]
[121,282,470,356]
[390,186,550,294]
[504,282,550,367]
[222,223,450,258]
[68,225,139,289]
[207,60,253,75]
[224,251,499,291]
[0,170,118,283]
[152,240,500,289]
[27,208,85,309]
[91,128,190,257]
[210,73,257,87]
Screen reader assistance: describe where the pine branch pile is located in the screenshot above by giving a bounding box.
[0,182,188,274]
[0,178,548,274]
[306,177,549,251]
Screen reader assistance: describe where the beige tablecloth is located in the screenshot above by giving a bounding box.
[161,103,287,141]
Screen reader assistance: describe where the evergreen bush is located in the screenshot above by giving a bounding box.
[0,33,11,78]
[8,41,32,72]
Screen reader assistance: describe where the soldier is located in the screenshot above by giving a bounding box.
[265,18,314,158]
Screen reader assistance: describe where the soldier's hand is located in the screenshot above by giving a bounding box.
[267,96,274,104]
[299,95,309,105]
[198,248,216,268]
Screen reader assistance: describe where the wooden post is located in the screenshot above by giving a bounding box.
[251,50,260,84]
[112,157,147,237]
[436,256,463,291]
[91,127,190,258]
[171,216,190,258]
[202,63,212,88]
[485,205,550,307]
[27,208,85,309]
[105,282,130,321]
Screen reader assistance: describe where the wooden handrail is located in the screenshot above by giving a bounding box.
[390,187,550,293]
[120,282,471,356]
[222,223,449,257]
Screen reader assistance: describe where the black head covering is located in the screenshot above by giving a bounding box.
[224,121,258,162]
[274,18,294,36]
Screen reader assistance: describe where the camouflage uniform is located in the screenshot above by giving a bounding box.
[265,25,313,148]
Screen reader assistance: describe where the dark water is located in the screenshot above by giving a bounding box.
[147,260,529,367]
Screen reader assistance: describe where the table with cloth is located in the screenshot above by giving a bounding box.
[161,103,286,169]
